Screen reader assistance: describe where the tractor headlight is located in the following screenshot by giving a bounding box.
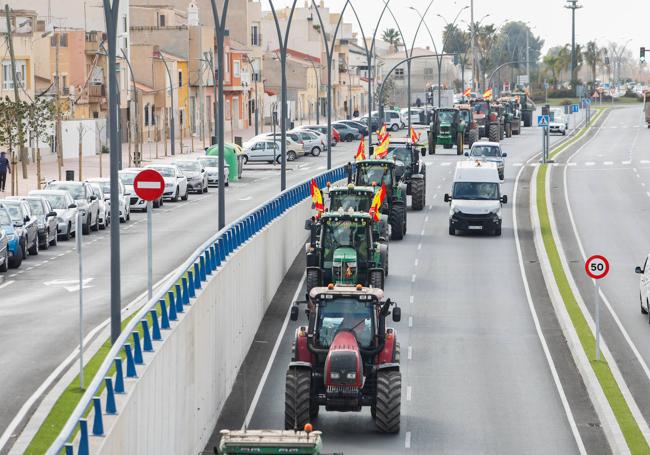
[330,372,340,380]
[346,372,357,380]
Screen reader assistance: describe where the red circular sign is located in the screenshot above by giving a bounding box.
[585,255,610,280]
[133,169,165,201]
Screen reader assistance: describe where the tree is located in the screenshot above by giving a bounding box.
[382,28,402,52]
[376,76,395,107]
[25,98,55,189]
[0,97,27,194]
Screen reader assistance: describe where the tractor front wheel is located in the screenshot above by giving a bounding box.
[468,129,479,148]
[306,269,320,293]
[389,203,406,240]
[506,123,512,138]
[488,124,500,142]
[285,367,312,430]
[456,132,464,155]
[411,179,425,211]
[374,370,401,433]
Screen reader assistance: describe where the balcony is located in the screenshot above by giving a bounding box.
[88,84,105,101]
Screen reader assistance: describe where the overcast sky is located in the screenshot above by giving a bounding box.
[270,0,646,56]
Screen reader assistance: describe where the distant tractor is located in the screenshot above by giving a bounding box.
[386,139,427,211]
[428,107,466,155]
[353,159,408,239]
[286,285,402,433]
[499,97,521,136]
[512,91,536,127]
[486,104,503,143]
[470,99,490,138]
[455,104,480,148]
[304,211,386,292]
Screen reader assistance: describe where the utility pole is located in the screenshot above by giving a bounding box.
[565,0,582,91]
[121,49,141,166]
[55,29,63,180]
[158,51,175,155]
[5,5,28,180]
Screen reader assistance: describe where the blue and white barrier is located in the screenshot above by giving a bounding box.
[45,166,346,455]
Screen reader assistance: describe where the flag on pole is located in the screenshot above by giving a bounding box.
[355,137,366,161]
[310,179,324,213]
[376,123,387,141]
[463,87,471,98]
[369,183,387,221]
[409,127,420,143]
[483,88,493,100]
[373,134,390,159]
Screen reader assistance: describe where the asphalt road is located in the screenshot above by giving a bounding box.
[0,141,360,437]
[551,105,650,425]
[208,123,591,454]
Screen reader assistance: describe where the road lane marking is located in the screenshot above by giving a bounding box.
[411,274,416,283]
[641,160,650,164]
[0,280,14,289]
[405,431,411,449]
[239,196,253,201]
[440,162,451,166]
[417,243,422,251]
[622,161,632,165]
[604,161,613,166]
[408,316,413,328]
[409,296,414,304]
[424,216,429,223]
[414,259,418,267]
[407,346,412,360]
[406,386,412,401]
[585,162,595,166]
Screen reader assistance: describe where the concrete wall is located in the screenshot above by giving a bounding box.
[90,197,313,454]
[61,119,107,158]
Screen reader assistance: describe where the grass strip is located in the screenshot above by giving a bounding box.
[536,109,649,454]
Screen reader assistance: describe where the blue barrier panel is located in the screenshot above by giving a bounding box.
[113,358,124,394]
[77,419,89,455]
[181,277,190,305]
[141,320,153,352]
[132,332,143,365]
[150,309,161,341]
[174,284,184,313]
[167,291,177,321]
[64,443,73,455]
[193,263,201,289]
[187,270,196,298]
[92,397,103,436]
[105,377,117,414]
[124,345,137,378]
[199,255,207,282]
[159,299,170,329]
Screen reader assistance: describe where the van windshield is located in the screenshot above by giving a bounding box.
[452,182,499,200]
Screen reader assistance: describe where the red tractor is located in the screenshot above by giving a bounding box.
[286,284,402,433]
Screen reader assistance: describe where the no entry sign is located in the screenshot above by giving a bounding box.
[133,169,165,201]
[585,255,610,280]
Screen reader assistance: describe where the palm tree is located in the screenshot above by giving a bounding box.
[382,28,402,52]
[543,53,560,86]
[583,41,601,90]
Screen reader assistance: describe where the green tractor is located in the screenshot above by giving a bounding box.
[327,184,390,242]
[428,107,466,155]
[304,211,386,292]
[353,159,408,240]
[455,104,480,148]
[218,429,323,454]
[512,91,536,127]
[386,139,427,211]
[498,97,521,136]
[486,103,504,142]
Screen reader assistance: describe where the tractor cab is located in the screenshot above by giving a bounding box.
[327,184,390,243]
[429,107,465,155]
[455,103,480,148]
[217,429,323,454]
[287,285,402,433]
[470,99,490,137]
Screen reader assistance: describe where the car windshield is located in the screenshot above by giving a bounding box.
[322,219,369,266]
[93,181,111,194]
[329,193,372,212]
[470,146,501,158]
[2,203,23,222]
[174,161,201,172]
[149,167,175,177]
[119,173,137,185]
[473,102,489,114]
[198,158,219,168]
[47,183,85,199]
[387,147,412,166]
[438,110,456,123]
[0,209,11,225]
[26,199,44,215]
[42,194,68,209]
[452,182,500,200]
[317,298,374,348]
[356,164,392,187]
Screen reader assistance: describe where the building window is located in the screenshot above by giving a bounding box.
[251,25,260,46]
[178,70,183,87]
[3,60,26,90]
[151,104,156,125]
[144,103,150,126]
[122,15,127,33]
[50,33,67,47]
[424,67,434,77]
[233,60,240,78]
[395,67,404,79]
[159,14,166,27]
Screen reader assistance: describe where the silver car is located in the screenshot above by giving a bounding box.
[290,129,324,156]
[196,156,229,187]
[87,177,132,222]
[88,182,110,228]
[464,141,507,180]
[8,196,59,249]
[44,181,100,234]
[28,190,78,240]
[173,160,209,194]
[145,164,189,202]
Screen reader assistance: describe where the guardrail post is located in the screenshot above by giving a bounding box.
[213,242,222,268]
[124,344,137,378]
[105,377,117,414]
[193,263,202,289]
[174,284,184,313]
[92,397,104,436]
[159,299,170,329]
[150,309,161,340]
[188,270,196,298]
[114,357,124,393]
[141,320,153,351]
[181,276,190,304]
[200,255,207,281]
[205,249,213,274]
[64,443,74,455]
[168,291,177,321]
[132,332,144,365]
[210,245,217,270]
[78,418,89,455]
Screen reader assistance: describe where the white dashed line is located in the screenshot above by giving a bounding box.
[424,216,429,223]
[567,162,577,167]
[513,163,523,167]
[26,267,34,271]
[411,274,416,283]
[622,160,632,165]
[414,259,419,267]
[436,185,441,189]
[642,183,646,187]
[407,346,412,360]
[9,273,17,277]
[420,229,425,236]
[641,160,650,164]
[585,162,595,166]
[405,431,412,449]
[406,386,412,401]
[646,192,650,198]
[417,243,422,251]
[408,316,413,328]
[0,280,15,289]
[239,196,253,201]
[409,296,414,305]
[440,162,451,166]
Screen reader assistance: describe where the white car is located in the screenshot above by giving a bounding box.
[549,110,568,135]
[401,107,423,125]
[119,168,161,211]
[636,257,650,316]
[145,164,189,202]
[28,190,78,240]
[86,177,131,222]
[196,156,229,187]
[290,129,324,156]
[242,139,284,164]
[464,141,507,181]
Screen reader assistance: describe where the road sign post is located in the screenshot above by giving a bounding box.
[585,254,610,360]
[538,115,550,163]
[77,210,84,389]
[133,169,165,300]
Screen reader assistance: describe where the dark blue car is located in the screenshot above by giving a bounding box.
[0,207,21,268]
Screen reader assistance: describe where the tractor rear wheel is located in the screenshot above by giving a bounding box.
[369,269,384,289]
[285,367,312,430]
[488,124,500,142]
[389,203,405,240]
[456,132,464,155]
[374,370,401,433]
[306,269,320,293]
[468,129,479,148]
[506,123,512,138]
[411,179,425,211]
[523,111,532,127]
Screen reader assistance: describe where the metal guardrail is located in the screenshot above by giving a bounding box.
[47,165,347,455]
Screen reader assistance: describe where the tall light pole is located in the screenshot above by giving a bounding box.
[308,59,321,124]
[434,6,469,105]
[156,50,175,156]
[244,56,259,136]
[565,0,582,90]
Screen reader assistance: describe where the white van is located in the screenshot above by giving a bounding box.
[444,160,507,236]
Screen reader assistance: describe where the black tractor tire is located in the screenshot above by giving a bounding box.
[411,179,425,211]
[523,111,532,127]
[468,129,479,148]
[443,143,452,149]
[306,268,320,293]
[456,132,464,155]
[374,370,401,433]
[506,123,512,138]
[488,124,500,142]
[285,367,312,431]
[369,269,384,289]
[389,203,405,241]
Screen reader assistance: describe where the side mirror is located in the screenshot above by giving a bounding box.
[635,266,644,274]
[392,306,401,322]
[290,306,299,321]
[47,211,57,218]
[502,152,508,158]
[69,203,77,209]
[501,195,508,204]
[444,193,451,203]
[463,151,469,157]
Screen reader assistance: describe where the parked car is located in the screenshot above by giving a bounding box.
[196,156,229,187]
[401,107,424,125]
[299,125,340,146]
[28,190,78,240]
[464,141,507,181]
[87,182,110,228]
[119,168,162,211]
[0,199,39,256]
[145,164,189,202]
[332,122,361,142]
[8,196,58,249]
[354,115,381,132]
[0,207,21,268]
[173,160,209,194]
[0,229,7,272]
[86,177,132,221]
[335,120,368,136]
[43,181,100,234]
[381,110,406,131]
[289,129,324,156]
[242,139,282,164]
[245,134,304,161]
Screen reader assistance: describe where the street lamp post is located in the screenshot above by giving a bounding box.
[244,56,259,136]
[433,6,469,106]
[309,59,321,124]
[121,49,141,166]
[565,0,582,91]
[157,51,176,156]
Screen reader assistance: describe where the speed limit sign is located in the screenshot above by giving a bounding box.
[585,255,609,280]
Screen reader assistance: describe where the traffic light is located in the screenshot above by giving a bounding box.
[641,47,646,64]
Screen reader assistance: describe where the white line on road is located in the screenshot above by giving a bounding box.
[436,184,441,189]
[567,162,577,167]
[513,163,523,167]
[411,274,416,283]
[424,216,429,223]
[440,162,451,166]
[603,161,613,166]
[406,386,412,401]
[417,243,422,251]
[408,316,413,328]
[414,259,419,267]
[407,346,412,360]
[9,274,16,278]
[0,280,15,289]
[622,161,632,165]
[405,431,411,449]
[641,160,650,164]
[585,162,595,166]
[239,196,253,201]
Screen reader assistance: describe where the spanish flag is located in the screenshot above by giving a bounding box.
[409,127,420,144]
[376,123,387,141]
[483,88,493,100]
[310,179,324,213]
[373,134,390,159]
[355,137,366,161]
[369,183,387,221]
[463,87,471,98]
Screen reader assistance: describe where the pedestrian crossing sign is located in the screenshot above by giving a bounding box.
[537,115,549,127]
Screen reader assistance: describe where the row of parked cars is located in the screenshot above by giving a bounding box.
[0,156,229,272]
